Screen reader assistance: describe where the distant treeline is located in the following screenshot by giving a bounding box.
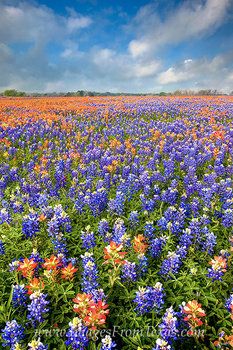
[0,88,232,97]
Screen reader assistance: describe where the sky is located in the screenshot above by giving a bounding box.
[0,0,233,93]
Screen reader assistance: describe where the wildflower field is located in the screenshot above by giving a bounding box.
[0,95,233,350]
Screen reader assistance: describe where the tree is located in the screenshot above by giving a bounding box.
[3,89,26,97]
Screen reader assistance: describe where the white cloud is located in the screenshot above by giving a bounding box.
[157,53,233,92]
[158,67,190,84]
[67,16,92,32]
[0,2,92,44]
[128,0,231,57]
[0,0,232,93]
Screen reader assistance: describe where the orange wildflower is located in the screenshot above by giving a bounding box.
[42,255,61,270]
[133,234,148,253]
[103,241,127,265]
[26,277,44,295]
[18,258,38,279]
[61,263,78,280]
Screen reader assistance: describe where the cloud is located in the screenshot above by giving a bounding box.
[0,1,92,44]
[128,0,231,57]
[0,0,232,93]
[157,52,233,92]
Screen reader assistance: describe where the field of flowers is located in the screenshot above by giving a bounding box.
[0,95,233,350]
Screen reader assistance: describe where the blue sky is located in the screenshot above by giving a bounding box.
[0,0,233,92]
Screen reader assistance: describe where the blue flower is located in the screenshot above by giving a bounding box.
[153,338,173,350]
[27,291,49,325]
[22,212,40,239]
[12,284,28,308]
[81,252,99,296]
[1,320,24,349]
[121,261,137,282]
[65,317,89,350]
[225,294,233,313]
[0,239,5,255]
[28,339,48,350]
[100,335,117,350]
[81,226,96,250]
[158,306,179,342]
[149,237,166,258]
[98,219,110,242]
[137,253,148,276]
[133,282,164,315]
[128,211,139,228]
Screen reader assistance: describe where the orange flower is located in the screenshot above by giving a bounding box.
[42,255,61,270]
[73,293,94,316]
[83,300,109,330]
[133,234,148,253]
[61,263,78,280]
[103,241,127,265]
[18,258,38,279]
[73,293,109,329]
[26,277,44,295]
[209,256,227,272]
[38,214,46,222]
[83,310,107,330]
[183,300,206,328]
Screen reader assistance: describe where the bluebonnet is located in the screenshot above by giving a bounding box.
[0,208,11,224]
[47,205,71,255]
[137,253,148,276]
[128,211,139,228]
[163,159,175,179]
[0,239,5,255]
[144,222,155,240]
[158,207,186,235]
[161,188,178,205]
[133,282,165,315]
[1,320,24,348]
[140,194,155,212]
[28,339,48,350]
[48,205,71,235]
[121,261,137,282]
[225,294,233,313]
[91,288,106,303]
[75,191,85,214]
[222,209,233,227]
[158,306,179,342]
[190,197,200,216]
[112,218,130,246]
[81,226,96,250]
[178,229,193,248]
[200,227,216,255]
[29,249,44,267]
[9,260,20,272]
[65,317,89,350]
[200,213,211,226]
[100,335,117,350]
[12,284,28,308]
[207,269,224,281]
[149,237,166,258]
[153,338,173,350]
[98,219,111,242]
[81,252,99,296]
[188,218,202,245]
[108,191,126,215]
[36,192,49,208]
[27,291,49,325]
[85,187,108,216]
[160,248,186,278]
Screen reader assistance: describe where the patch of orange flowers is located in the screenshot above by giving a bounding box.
[103,241,127,265]
[182,300,206,330]
[73,293,109,330]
